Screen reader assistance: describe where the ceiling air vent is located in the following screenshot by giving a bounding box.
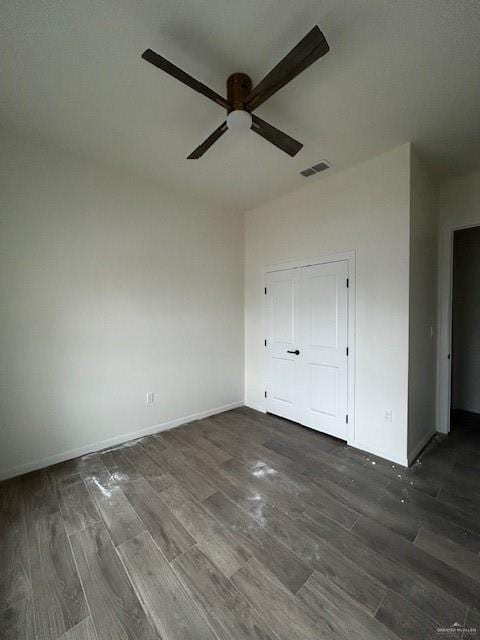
[300,168,316,177]
[300,159,331,177]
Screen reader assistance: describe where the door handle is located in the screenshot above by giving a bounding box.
[287,349,300,355]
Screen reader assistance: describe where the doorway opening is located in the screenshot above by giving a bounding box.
[450,225,480,435]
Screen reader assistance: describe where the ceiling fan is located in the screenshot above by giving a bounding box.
[141,26,329,159]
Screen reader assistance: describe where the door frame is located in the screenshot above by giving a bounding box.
[264,251,356,445]
[437,222,480,434]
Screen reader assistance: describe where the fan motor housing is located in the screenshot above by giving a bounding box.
[227,73,252,110]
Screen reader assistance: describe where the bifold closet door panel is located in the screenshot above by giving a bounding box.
[300,261,348,439]
[265,268,302,423]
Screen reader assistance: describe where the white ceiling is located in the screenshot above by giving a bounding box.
[1,0,480,211]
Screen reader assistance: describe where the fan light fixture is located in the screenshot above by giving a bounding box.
[226,109,252,132]
[141,25,330,158]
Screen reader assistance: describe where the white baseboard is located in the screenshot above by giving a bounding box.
[0,401,244,481]
[407,428,437,466]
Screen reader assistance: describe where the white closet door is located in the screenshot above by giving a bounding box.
[300,261,348,439]
[265,268,302,422]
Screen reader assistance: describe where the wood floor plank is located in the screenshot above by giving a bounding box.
[172,546,278,640]
[242,440,305,474]
[152,431,171,447]
[147,447,218,501]
[160,484,250,578]
[0,597,35,640]
[90,484,145,546]
[229,408,299,442]
[165,439,227,478]
[263,432,381,481]
[217,443,361,531]
[123,478,195,561]
[163,455,217,500]
[281,436,480,555]
[176,447,234,488]
[296,571,399,640]
[0,479,31,610]
[444,461,480,490]
[436,486,480,516]
[209,416,272,446]
[436,482,480,517]
[58,617,98,640]
[203,490,312,594]
[411,438,456,471]
[96,444,177,496]
[251,501,385,613]
[249,455,361,529]
[352,515,480,607]
[76,454,111,482]
[300,493,359,530]
[82,466,123,503]
[22,468,58,518]
[118,531,217,640]
[70,523,158,640]
[301,462,422,542]
[120,442,168,476]
[375,589,439,640]
[442,426,480,452]
[48,458,85,482]
[376,482,480,552]
[300,507,468,625]
[231,558,344,640]
[58,475,101,536]
[330,443,441,497]
[144,472,178,495]
[100,449,142,482]
[80,452,145,546]
[181,431,263,477]
[237,408,342,453]
[170,450,270,521]
[263,436,399,508]
[215,438,362,526]
[449,449,480,469]
[5,406,480,639]
[220,457,306,518]
[414,528,480,582]
[269,423,344,455]
[465,607,480,635]
[135,436,169,464]
[186,434,233,465]
[181,447,306,523]
[386,481,480,550]
[159,429,188,447]
[202,423,294,471]
[28,510,88,640]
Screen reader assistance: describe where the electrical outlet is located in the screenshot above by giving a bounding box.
[146,392,154,405]
[384,410,392,423]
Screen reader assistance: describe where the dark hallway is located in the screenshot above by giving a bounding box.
[450,225,480,433]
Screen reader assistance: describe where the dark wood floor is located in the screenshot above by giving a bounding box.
[1,407,480,640]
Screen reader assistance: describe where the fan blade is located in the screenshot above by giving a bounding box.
[187,122,228,159]
[245,26,329,111]
[142,49,231,110]
[251,115,303,157]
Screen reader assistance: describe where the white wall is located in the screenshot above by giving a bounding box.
[245,145,411,465]
[407,150,438,462]
[0,132,244,479]
[436,170,480,432]
[451,226,480,414]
